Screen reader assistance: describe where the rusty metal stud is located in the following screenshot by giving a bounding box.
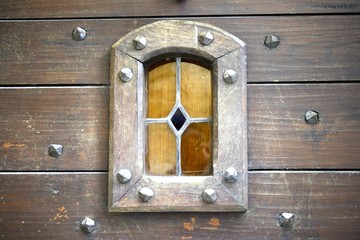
[264,35,280,49]
[117,169,132,184]
[201,188,217,203]
[223,69,237,83]
[72,27,87,41]
[278,212,295,227]
[198,31,214,45]
[305,110,319,124]
[48,144,63,157]
[139,187,154,202]
[224,167,239,183]
[80,217,96,233]
[118,68,133,82]
[133,35,147,50]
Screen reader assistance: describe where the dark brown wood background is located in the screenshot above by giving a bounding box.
[0,1,359,239]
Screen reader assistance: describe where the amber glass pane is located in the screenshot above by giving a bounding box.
[181,123,212,176]
[148,61,176,118]
[146,123,177,176]
[181,62,212,118]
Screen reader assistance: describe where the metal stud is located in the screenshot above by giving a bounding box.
[305,110,319,124]
[139,187,154,202]
[48,144,63,157]
[80,217,96,233]
[198,31,214,45]
[72,27,87,41]
[224,167,239,183]
[264,35,280,49]
[117,169,132,184]
[223,69,237,83]
[118,68,133,82]
[133,35,147,50]
[201,188,217,203]
[278,212,295,227]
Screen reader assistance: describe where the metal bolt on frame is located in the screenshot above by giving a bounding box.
[118,68,133,82]
[198,31,214,45]
[202,188,217,203]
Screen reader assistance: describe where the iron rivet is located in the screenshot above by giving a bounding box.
[133,35,147,50]
[48,144,63,157]
[264,35,280,49]
[80,217,96,233]
[118,68,133,82]
[305,110,319,124]
[139,187,154,202]
[201,188,217,203]
[72,27,87,41]
[117,169,132,184]
[198,31,214,45]
[224,167,239,183]
[278,212,295,227]
[223,69,237,83]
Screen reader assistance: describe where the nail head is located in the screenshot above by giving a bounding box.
[264,35,280,49]
[198,31,214,45]
[117,169,132,184]
[224,167,239,183]
[278,212,295,227]
[202,188,217,203]
[223,69,237,83]
[80,217,96,233]
[118,68,133,82]
[48,144,63,157]
[139,187,154,202]
[72,27,87,41]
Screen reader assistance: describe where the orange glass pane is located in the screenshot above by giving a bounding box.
[146,123,177,176]
[181,123,212,176]
[181,62,212,118]
[148,61,176,118]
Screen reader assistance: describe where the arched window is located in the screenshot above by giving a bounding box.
[109,20,247,212]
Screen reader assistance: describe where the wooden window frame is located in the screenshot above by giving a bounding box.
[109,20,247,212]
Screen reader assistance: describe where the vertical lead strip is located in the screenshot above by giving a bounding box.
[176,57,182,176]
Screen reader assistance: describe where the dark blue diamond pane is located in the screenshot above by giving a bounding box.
[171,108,186,131]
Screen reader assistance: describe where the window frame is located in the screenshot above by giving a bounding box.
[109,20,247,212]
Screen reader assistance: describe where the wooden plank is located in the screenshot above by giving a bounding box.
[0,0,359,19]
[1,84,359,171]
[0,87,109,171]
[248,83,360,169]
[0,16,359,85]
[0,172,359,239]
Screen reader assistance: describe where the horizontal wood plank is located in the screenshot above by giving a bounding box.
[1,84,359,171]
[0,16,359,85]
[248,83,360,169]
[0,87,109,171]
[0,0,359,19]
[0,172,359,239]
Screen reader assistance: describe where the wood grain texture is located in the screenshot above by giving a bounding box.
[0,87,109,171]
[0,16,359,85]
[0,172,359,239]
[1,84,360,171]
[0,0,359,19]
[248,83,360,169]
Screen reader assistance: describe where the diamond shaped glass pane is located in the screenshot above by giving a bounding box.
[171,108,187,131]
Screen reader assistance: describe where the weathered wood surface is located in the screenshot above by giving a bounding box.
[0,172,359,239]
[1,16,359,85]
[0,87,109,171]
[0,0,359,19]
[1,84,359,171]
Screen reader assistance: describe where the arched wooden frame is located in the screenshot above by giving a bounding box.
[109,20,247,212]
